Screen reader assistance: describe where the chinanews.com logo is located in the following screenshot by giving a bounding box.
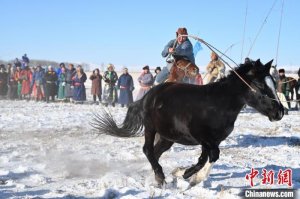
[243,167,297,199]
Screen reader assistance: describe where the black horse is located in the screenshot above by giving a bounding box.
[92,59,284,187]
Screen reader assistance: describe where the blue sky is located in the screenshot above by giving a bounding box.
[0,0,299,71]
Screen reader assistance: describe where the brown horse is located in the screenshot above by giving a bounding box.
[165,57,199,83]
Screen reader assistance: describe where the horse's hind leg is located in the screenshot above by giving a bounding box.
[154,136,174,160]
[143,129,165,185]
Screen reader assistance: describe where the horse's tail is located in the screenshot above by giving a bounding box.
[91,100,144,137]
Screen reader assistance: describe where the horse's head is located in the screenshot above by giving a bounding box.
[244,59,284,121]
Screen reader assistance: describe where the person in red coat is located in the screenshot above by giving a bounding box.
[20,66,32,100]
[194,68,203,85]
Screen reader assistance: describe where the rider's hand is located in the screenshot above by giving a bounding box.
[168,48,174,53]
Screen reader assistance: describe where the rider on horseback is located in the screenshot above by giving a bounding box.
[155,27,195,84]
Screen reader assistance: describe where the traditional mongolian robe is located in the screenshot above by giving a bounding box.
[72,73,87,102]
[31,69,45,100]
[57,72,66,100]
[7,70,18,99]
[206,59,225,84]
[20,69,32,95]
[65,68,76,98]
[44,70,58,102]
[0,71,8,96]
[136,72,153,101]
[117,73,134,106]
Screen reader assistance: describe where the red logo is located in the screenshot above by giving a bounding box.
[245,168,293,187]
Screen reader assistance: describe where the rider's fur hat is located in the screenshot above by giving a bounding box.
[176,27,188,37]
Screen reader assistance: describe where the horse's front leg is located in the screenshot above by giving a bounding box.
[172,145,208,178]
[183,146,209,179]
[189,146,220,186]
[143,129,165,186]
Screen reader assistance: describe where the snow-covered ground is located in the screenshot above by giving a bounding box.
[1,72,300,198]
[0,100,299,199]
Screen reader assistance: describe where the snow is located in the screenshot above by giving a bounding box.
[0,82,300,198]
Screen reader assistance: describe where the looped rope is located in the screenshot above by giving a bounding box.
[174,34,300,103]
[177,34,256,93]
[279,77,297,84]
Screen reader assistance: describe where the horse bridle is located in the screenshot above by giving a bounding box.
[174,61,193,78]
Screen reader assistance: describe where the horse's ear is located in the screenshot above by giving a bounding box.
[264,59,273,73]
[255,59,262,66]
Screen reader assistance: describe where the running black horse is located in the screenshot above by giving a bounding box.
[92,59,284,186]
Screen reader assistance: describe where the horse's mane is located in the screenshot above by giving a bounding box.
[218,62,253,83]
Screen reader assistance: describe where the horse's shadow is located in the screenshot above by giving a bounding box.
[230,134,300,148]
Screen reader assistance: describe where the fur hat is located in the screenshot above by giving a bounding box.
[143,65,149,70]
[155,66,161,73]
[278,69,285,73]
[176,27,188,37]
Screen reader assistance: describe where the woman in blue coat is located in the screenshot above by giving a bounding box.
[117,67,134,107]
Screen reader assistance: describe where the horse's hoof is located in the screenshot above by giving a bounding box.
[155,173,165,187]
[189,174,204,187]
[171,167,186,177]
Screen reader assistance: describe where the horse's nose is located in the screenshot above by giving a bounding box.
[274,104,284,121]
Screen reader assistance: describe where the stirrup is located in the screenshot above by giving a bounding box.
[166,57,175,64]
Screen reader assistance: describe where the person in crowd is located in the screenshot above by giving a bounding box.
[205,51,225,83]
[15,65,23,99]
[44,65,58,103]
[153,66,161,82]
[155,27,194,84]
[56,63,65,77]
[7,63,18,100]
[193,68,203,85]
[90,68,102,104]
[136,65,154,101]
[102,63,118,107]
[57,65,67,101]
[0,64,8,98]
[31,65,45,101]
[20,66,32,100]
[65,64,76,102]
[22,54,30,69]
[29,67,37,100]
[117,67,134,107]
[72,65,87,103]
[277,69,290,114]
[296,67,300,110]
[14,58,22,68]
